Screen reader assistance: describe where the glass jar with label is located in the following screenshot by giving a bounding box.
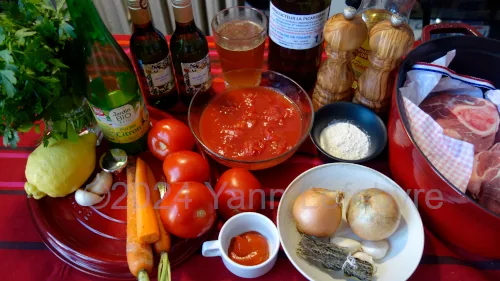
[128,0,178,110]
[169,0,212,106]
[268,0,332,92]
[67,0,150,154]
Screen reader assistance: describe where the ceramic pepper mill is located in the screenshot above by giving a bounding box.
[312,7,368,111]
[353,13,414,114]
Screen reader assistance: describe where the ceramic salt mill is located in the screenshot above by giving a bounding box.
[312,7,368,111]
[353,13,414,114]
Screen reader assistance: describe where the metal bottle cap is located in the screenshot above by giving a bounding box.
[127,0,148,9]
[343,6,357,20]
[100,149,128,174]
[390,14,405,27]
[171,0,192,8]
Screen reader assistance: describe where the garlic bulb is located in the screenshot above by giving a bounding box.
[330,237,362,254]
[86,171,113,195]
[361,240,389,260]
[353,252,374,264]
[75,189,104,206]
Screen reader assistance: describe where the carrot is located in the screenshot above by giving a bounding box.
[135,157,160,243]
[147,166,172,281]
[126,158,154,280]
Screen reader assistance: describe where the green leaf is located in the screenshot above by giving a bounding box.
[42,0,56,11]
[34,100,43,114]
[38,76,59,84]
[59,22,76,39]
[63,10,70,22]
[51,120,66,132]
[56,0,66,13]
[0,50,14,64]
[0,70,16,84]
[67,122,79,142]
[34,124,41,134]
[1,80,16,98]
[2,129,19,148]
[15,28,37,39]
[0,27,5,45]
[49,58,69,68]
[17,124,33,133]
[35,61,48,72]
[0,69,17,97]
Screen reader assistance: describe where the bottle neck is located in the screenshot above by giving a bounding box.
[358,0,416,20]
[173,2,196,31]
[130,7,155,31]
[66,0,115,46]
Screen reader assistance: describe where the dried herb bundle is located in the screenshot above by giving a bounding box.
[297,234,375,281]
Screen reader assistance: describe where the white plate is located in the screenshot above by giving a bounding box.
[277,163,424,281]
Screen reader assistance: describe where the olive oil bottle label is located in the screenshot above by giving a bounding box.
[351,38,371,89]
[181,54,212,95]
[89,96,150,144]
[269,2,329,50]
[141,55,176,96]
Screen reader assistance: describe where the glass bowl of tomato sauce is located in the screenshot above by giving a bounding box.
[188,69,313,170]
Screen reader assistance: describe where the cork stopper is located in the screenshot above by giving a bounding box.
[343,6,356,20]
[323,7,368,52]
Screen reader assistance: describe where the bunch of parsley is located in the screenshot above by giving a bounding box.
[0,0,93,147]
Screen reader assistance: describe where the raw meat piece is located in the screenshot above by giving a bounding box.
[420,93,500,153]
[467,143,500,215]
[481,177,500,215]
[468,143,500,197]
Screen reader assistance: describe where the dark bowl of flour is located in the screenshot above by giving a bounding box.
[310,102,387,163]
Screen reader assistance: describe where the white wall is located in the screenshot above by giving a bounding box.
[330,0,346,17]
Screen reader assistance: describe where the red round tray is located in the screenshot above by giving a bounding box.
[27,106,216,280]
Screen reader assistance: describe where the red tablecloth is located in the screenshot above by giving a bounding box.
[1,36,499,281]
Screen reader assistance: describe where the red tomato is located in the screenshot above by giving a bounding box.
[163,151,210,184]
[214,168,263,220]
[160,181,216,238]
[148,118,195,161]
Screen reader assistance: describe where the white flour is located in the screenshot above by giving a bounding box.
[319,122,370,160]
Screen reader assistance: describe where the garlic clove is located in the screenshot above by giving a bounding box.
[330,237,362,254]
[75,189,104,206]
[353,251,374,264]
[86,171,113,195]
[361,240,389,260]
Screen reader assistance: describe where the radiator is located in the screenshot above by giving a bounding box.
[93,0,241,35]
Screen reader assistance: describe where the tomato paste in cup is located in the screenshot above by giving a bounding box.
[199,87,302,161]
[228,231,269,266]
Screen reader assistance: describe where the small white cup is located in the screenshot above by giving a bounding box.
[201,212,279,278]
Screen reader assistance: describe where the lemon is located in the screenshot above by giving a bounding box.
[25,133,97,199]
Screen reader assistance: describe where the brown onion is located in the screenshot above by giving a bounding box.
[292,188,344,237]
[347,188,401,241]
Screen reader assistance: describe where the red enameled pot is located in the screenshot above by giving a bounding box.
[388,23,500,258]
